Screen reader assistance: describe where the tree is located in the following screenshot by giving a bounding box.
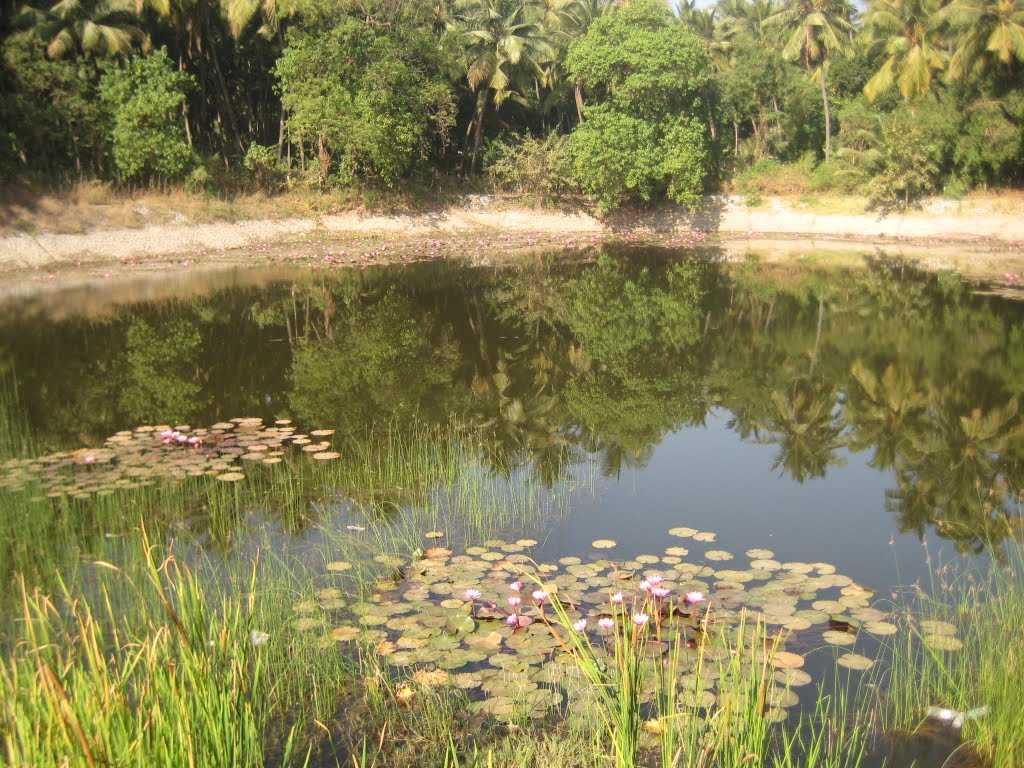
[766,0,854,159]
[565,0,712,208]
[275,10,454,186]
[22,0,146,59]
[940,0,1024,81]
[862,0,947,101]
[98,47,195,181]
[447,0,555,169]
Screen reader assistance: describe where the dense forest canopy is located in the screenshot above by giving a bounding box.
[1,0,1022,208]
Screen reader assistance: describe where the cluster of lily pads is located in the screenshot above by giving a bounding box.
[292,527,927,721]
[0,417,340,499]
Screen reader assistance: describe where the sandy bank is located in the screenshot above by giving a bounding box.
[0,196,1021,274]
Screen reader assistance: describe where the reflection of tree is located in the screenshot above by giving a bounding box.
[845,359,927,470]
[761,377,844,482]
[888,392,1024,549]
[288,290,465,436]
[119,317,207,424]
[561,255,711,473]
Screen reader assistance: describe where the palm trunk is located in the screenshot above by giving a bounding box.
[574,83,584,123]
[472,90,487,173]
[204,14,244,154]
[820,68,831,162]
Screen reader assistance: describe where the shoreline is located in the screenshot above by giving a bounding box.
[0,197,1022,289]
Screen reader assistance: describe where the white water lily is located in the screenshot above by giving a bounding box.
[250,630,270,647]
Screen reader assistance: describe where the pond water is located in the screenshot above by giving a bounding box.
[1,246,1021,765]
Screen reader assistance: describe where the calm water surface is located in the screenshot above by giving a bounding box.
[2,249,1022,588]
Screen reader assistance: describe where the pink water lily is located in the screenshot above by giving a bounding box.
[685,591,705,605]
[508,596,522,608]
[506,613,520,626]
[651,586,671,599]
[610,592,623,604]
[573,618,587,632]
[598,617,614,630]
[632,613,650,627]
[509,580,523,592]
[464,589,481,601]
[531,590,548,604]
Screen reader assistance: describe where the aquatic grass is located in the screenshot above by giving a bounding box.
[0,531,290,768]
[0,369,33,459]
[879,544,1024,768]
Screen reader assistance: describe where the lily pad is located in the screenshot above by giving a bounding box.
[836,653,874,671]
[591,539,617,549]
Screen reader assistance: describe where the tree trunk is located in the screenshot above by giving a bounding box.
[179,56,193,148]
[820,68,831,161]
[472,90,487,173]
[574,83,584,124]
[204,14,244,154]
[734,121,739,155]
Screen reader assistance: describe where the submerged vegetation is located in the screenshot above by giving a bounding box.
[2,0,1023,212]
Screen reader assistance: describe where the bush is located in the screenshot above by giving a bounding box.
[568,107,664,211]
[869,99,957,209]
[485,133,575,203]
[953,101,1021,186]
[243,143,286,193]
[98,49,195,184]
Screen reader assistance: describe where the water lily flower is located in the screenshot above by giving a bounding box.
[506,613,520,626]
[610,592,623,604]
[598,617,614,630]
[187,436,202,447]
[464,589,481,601]
[646,575,665,586]
[640,579,653,593]
[83,455,95,464]
[250,630,270,647]
[508,596,522,608]
[573,618,587,632]
[632,613,650,627]
[684,591,705,605]
[652,586,671,599]
[509,580,523,592]
[531,589,548,604]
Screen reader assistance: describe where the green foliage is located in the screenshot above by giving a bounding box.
[119,316,206,423]
[485,133,577,202]
[565,0,711,210]
[869,98,958,208]
[98,48,194,182]
[0,31,108,178]
[243,142,286,192]
[566,0,711,119]
[952,100,1023,185]
[275,10,454,187]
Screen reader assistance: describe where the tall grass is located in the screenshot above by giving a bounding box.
[0,530,284,767]
[880,545,1024,767]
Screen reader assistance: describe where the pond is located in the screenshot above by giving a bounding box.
[1,246,1021,767]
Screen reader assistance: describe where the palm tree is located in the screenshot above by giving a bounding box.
[24,0,146,58]
[448,0,555,169]
[765,0,854,160]
[939,0,1024,81]
[862,0,947,101]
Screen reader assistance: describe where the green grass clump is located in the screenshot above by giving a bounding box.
[881,547,1024,768]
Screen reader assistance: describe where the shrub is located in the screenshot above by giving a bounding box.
[485,133,575,203]
[953,101,1021,187]
[243,143,286,193]
[98,49,195,184]
[567,107,664,211]
[869,99,957,209]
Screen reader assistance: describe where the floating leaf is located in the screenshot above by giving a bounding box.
[923,634,963,652]
[836,653,874,671]
[822,630,856,646]
[326,561,352,572]
[770,651,805,670]
[591,539,617,549]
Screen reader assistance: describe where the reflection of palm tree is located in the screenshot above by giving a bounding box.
[845,359,927,469]
[890,392,1024,549]
[764,377,844,482]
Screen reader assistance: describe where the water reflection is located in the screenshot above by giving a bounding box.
[1,247,1022,552]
